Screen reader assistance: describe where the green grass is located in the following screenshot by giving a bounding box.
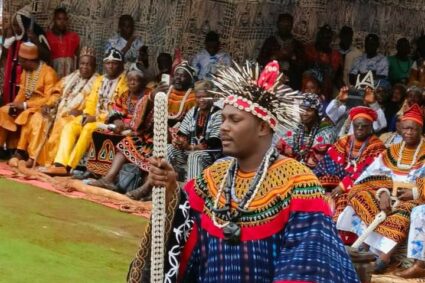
[0,178,148,283]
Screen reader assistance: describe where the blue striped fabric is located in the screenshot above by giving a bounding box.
[180,212,359,283]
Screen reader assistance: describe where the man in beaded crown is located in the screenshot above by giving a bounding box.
[337,103,425,275]
[0,42,58,161]
[43,48,127,175]
[127,60,359,283]
[10,46,98,168]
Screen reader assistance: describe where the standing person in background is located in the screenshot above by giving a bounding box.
[46,8,80,78]
[409,35,425,87]
[257,13,305,89]
[105,14,143,68]
[305,25,342,102]
[388,38,412,85]
[191,31,231,80]
[155,53,173,83]
[133,46,155,83]
[349,34,389,84]
[1,5,50,105]
[338,26,362,86]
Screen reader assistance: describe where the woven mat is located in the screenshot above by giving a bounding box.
[0,162,151,218]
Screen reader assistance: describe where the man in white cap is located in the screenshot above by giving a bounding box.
[44,48,128,175]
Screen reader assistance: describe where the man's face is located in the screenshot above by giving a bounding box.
[119,20,134,39]
[353,117,373,141]
[365,38,379,55]
[195,91,213,111]
[53,12,68,32]
[277,18,293,36]
[339,32,353,49]
[300,107,317,126]
[104,60,123,79]
[79,56,95,79]
[220,105,264,158]
[173,68,191,90]
[397,40,411,57]
[205,41,219,56]
[319,30,333,47]
[401,120,422,146]
[18,57,37,71]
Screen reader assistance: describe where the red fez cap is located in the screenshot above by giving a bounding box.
[402,104,423,126]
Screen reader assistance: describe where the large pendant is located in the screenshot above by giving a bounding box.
[223,222,241,244]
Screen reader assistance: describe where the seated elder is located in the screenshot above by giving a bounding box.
[313,106,385,221]
[337,104,425,273]
[167,80,222,182]
[85,64,148,177]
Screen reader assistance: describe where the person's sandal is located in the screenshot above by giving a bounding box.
[126,184,151,200]
[40,166,69,176]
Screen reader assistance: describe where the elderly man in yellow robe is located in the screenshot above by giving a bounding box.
[0,42,57,160]
[13,47,98,168]
[44,48,127,175]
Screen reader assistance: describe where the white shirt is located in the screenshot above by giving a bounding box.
[191,49,231,80]
[326,99,387,134]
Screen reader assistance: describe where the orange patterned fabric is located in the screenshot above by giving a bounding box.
[347,142,425,242]
[196,157,324,227]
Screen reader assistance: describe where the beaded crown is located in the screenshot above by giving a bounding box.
[211,60,302,131]
[80,46,96,58]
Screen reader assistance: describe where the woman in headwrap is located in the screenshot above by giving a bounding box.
[277,93,336,169]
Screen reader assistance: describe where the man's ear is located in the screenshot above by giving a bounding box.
[258,120,272,137]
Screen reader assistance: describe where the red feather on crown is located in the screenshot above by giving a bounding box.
[211,60,302,131]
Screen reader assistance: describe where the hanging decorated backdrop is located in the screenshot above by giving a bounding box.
[3,0,425,71]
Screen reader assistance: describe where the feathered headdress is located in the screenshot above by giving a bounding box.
[211,60,302,131]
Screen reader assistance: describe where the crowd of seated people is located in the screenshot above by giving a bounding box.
[2,6,425,279]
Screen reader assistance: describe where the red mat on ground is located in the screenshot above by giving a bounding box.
[0,162,151,218]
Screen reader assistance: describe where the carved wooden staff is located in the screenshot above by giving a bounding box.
[151,92,168,282]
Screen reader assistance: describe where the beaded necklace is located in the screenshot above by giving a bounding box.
[98,76,120,112]
[24,63,42,100]
[293,122,319,163]
[397,138,423,170]
[192,107,213,144]
[127,90,144,115]
[212,147,279,244]
[345,136,370,170]
[63,77,85,106]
